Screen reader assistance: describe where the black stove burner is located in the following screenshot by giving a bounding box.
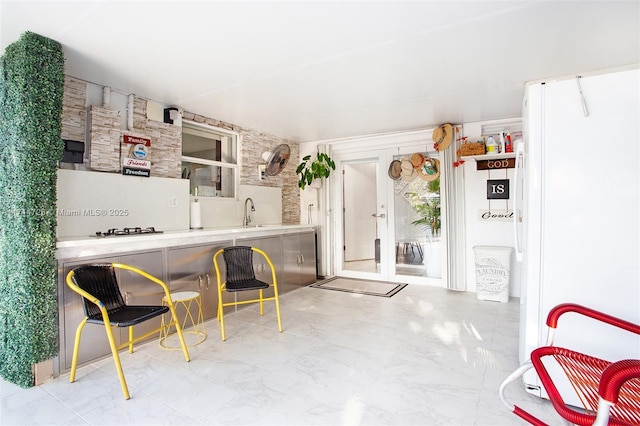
[95,227,163,237]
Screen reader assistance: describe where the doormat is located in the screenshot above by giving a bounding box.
[310,277,407,298]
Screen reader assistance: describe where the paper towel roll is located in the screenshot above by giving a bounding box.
[190,200,203,229]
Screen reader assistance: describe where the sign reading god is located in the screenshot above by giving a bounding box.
[476,158,515,170]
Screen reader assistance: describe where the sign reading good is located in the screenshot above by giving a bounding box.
[122,135,151,177]
[478,209,513,222]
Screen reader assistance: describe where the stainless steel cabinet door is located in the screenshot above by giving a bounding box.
[167,241,231,321]
[59,250,163,371]
[60,256,119,371]
[118,251,165,342]
[283,232,317,291]
[230,236,282,304]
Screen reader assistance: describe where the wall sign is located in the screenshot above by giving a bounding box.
[476,158,515,170]
[487,179,509,199]
[478,209,513,222]
[122,135,151,177]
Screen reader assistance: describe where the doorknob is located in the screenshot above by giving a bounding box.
[371,213,386,218]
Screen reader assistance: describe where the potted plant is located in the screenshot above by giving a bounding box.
[295,152,336,189]
[409,178,441,236]
[411,198,441,236]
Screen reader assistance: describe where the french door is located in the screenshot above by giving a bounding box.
[333,146,443,286]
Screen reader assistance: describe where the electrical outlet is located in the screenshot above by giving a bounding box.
[168,197,178,208]
[258,164,266,181]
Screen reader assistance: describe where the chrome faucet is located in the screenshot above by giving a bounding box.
[243,197,255,226]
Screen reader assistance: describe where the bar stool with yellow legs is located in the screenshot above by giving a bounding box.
[159,291,207,348]
[213,246,283,341]
[66,263,190,400]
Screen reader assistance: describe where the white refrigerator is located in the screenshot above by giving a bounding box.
[515,66,640,405]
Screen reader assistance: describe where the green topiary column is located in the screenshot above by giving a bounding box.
[0,32,64,387]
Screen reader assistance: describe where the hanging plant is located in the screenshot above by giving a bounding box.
[295,152,335,189]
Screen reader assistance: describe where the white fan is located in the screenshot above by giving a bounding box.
[261,144,291,176]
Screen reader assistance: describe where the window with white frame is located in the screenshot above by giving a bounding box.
[181,122,239,198]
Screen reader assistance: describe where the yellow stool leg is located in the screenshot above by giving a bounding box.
[165,302,190,362]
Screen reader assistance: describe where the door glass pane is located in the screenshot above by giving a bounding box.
[393,154,442,278]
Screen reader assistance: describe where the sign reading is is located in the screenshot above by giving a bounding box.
[487,179,509,199]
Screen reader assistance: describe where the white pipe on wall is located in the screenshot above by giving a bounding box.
[102,86,111,108]
[127,94,134,131]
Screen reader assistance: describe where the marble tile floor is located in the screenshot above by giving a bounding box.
[1,283,560,426]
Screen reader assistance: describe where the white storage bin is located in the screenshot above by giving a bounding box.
[473,246,513,302]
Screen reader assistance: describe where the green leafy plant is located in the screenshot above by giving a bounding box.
[295,152,335,189]
[408,178,441,236]
[411,198,441,236]
[0,32,64,388]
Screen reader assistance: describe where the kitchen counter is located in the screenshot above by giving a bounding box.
[56,224,315,260]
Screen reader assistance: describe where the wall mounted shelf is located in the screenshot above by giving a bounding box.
[461,153,516,161]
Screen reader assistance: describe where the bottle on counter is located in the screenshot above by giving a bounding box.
[505,133,513,153]
[486,136,498,153]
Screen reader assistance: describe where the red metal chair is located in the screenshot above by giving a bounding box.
[499,303,640,426]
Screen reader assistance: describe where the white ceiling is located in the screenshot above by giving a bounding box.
[1,1,638,142]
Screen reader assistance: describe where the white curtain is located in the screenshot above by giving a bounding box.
[440,125,466,291]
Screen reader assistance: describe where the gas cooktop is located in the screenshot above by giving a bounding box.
[94,227,163,237]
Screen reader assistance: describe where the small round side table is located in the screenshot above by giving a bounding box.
[159,291,207,349]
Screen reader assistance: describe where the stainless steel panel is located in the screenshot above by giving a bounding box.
[282,231,317,290]
[59,250,164,372]
[167,241,231,321]
[60,256,120,371]
[117,251,165,341]
[230,236,282,306]
[298,232,317,285]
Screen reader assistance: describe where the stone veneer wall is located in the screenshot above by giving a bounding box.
[182,111,300,224]
[60,77,86,146]
[59,76,301,224]
[89,105,121,172]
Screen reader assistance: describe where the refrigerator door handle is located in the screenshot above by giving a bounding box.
[513,142,525,261]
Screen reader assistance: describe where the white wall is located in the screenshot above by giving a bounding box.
[301,119,523,297]
[56,169,190,238]
[193,185,282,229]
[461,120,522,297]
[56,168,282,238]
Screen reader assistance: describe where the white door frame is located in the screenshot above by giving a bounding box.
[333,150,390,281]
[323,128,449,286]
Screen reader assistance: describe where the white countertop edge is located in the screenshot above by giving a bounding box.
[56,224,315,260]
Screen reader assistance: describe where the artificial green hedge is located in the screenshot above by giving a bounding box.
[0,32,64,387]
